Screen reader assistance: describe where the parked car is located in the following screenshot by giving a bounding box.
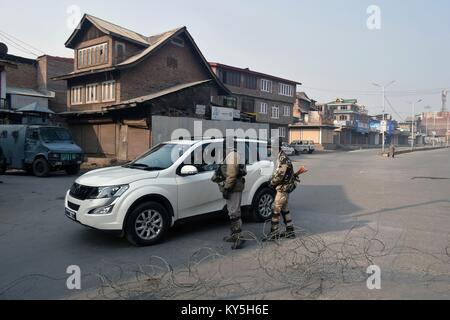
[290,140,315,155]
[281,143,295,156]
[65,138,276,246]
[0,125,84,177]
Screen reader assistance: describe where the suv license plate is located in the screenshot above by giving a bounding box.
[61,154,74,161]
[65,208,77,221]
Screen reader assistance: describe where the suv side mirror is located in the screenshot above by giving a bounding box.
[180,165,198,176]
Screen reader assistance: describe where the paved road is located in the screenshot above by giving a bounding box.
[0,149,449,299]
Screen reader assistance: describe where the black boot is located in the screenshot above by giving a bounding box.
[231,235,246,250]
[263,213,281,242]
[280,226,296,239]
[227,218,246,249]
[224,217,241,242]
[280,211,296,239]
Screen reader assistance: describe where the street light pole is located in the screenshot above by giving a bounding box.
[411,102,415,151]
[424,106,431,144]
[382,86,386,153]
[373,81,396,153]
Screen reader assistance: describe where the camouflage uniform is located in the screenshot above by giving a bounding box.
[212,150,246,249]
[389,144,396,158]
[266,149,297,240]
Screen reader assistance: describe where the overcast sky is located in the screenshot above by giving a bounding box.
[1,0,449,120]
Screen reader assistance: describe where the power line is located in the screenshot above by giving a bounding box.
[384,96,405,122]
[0,29,46,55]
[0,34,39,57]
[0,33,40,57]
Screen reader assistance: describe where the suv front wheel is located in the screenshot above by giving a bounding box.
[252,187,275,222]
[126,201,170,246]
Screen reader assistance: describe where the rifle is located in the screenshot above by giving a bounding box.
[294,166,308,177]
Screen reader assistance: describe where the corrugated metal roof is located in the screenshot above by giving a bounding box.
[106,80,211,110]
[59,80,212,116]
[60,15,230,96]
[85,15,149,46]
[297,92,311,102]
[209,62,301,85]
[6,87,55,98]
[16,102,55,114]
[117,27,185,67]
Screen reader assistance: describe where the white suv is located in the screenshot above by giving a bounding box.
[65,138,275,246]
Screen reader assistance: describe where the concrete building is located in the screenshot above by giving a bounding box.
[0,46,73,124]
[329,98,369,145]
[209,62,299,141]
[293,92,316,123]
[419,112,450,143]
[289,95,336,150]
[53,14,229,160]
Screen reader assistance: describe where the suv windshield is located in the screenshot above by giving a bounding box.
[39,127,73,142]
[125,143,190,171]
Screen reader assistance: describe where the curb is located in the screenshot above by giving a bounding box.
[380,146,448,157]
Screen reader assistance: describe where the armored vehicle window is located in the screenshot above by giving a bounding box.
[26,129,39,140]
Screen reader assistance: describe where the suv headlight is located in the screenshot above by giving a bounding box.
[88,185,129,199]
[48,153,60,160]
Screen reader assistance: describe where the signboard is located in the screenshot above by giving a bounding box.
[380,120,387,133]
[386,121,395,135]
[195,105,206,115]
[369,120,380,132]
[355,120,369,134]
[379,121,395,135]
[334,120,350,127]
[211,106,234,121]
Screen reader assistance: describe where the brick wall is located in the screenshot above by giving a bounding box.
[4,60,37,89]
[112,39,144,65]
[37,56,74,113]
[120,33,211,101]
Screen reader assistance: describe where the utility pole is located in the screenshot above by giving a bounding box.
[424,106,431,144]
[410,99,422,151]
[373,81,395,153]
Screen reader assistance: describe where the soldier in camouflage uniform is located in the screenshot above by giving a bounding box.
[389,143,396,158]
[212,142,246,250]
[264,141,299,241]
